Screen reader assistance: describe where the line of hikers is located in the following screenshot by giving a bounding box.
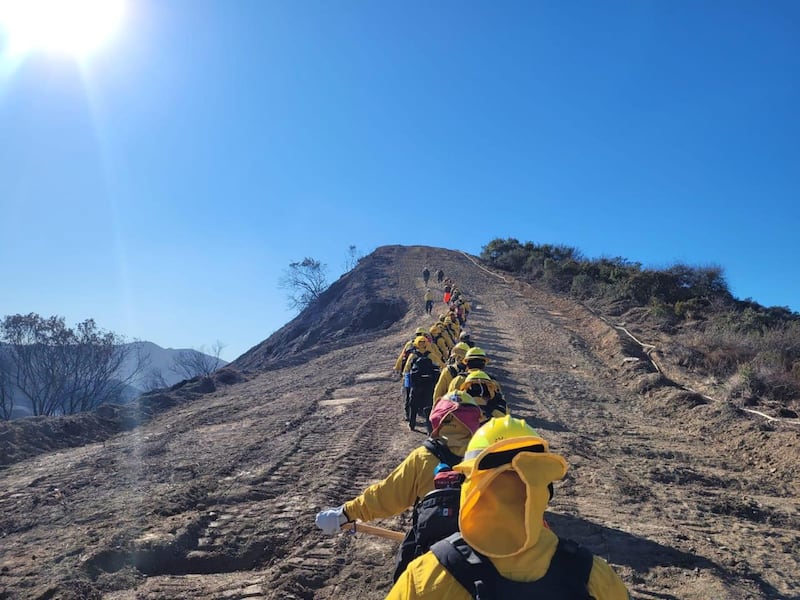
[391,292,487,434]
[423,270,471,323]
[315,280,630,599]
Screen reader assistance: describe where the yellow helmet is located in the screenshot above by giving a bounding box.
[445,390,478,406]
[455,415,552,474]
[465,347,488,363]
[413,336,429,351]
[450,342,470,359]
[455,416,568,559]
[460,370,497,399]
[414,327,429,336]
[462,370,492,383]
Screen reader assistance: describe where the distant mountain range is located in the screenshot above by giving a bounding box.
[120,341,229,390]
[2,341,228,419]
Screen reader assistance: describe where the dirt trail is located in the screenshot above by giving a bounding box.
[0,246,798,600]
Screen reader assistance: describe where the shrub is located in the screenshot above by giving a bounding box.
[478,236,800,409]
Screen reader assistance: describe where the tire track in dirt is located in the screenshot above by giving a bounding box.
[252,366,416,598]
[96,354,410,600]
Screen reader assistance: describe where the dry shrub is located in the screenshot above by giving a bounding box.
[635,373,668,394]
[684,327,759,378]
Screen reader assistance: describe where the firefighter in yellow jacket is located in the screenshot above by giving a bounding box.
[386,416,631,599]
[447,347,502,396]
[405,334,445,371]
[428,322,452,360]
[424,288,434,315]
[393,328,430,374]
[313,394,482,534]
[459,370,508,421]
[433,342,470,404]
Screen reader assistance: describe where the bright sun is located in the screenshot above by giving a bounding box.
[0,0,124,59]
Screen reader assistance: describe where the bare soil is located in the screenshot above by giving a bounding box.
[1,245,798,600]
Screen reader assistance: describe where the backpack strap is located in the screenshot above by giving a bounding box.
[484,393,508,418]
[431,533,497,600]
[431,534,594,600]
[423,438,462,468]
[547,538,594,598]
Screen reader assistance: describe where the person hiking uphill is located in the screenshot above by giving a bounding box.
[423,268,430,285]
[386,416,631,599]
[424,288,434,315]
[443,283,452,305]
[435,314,457,348]
[393,328,431,376]
[458,331,474,348]
[447,347,501,396]
[433,342,470,404]
[459,370,508,421]
[313,396,482,543]
[403,336,442,432]
[436,269,444,284]
[428,322,452,359]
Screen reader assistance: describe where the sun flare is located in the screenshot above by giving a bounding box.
[0,0,124,59]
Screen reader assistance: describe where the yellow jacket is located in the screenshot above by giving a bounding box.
[394,340,415,372]
[446,320,460,338]
[445,324,460,344]
[406,347,445,371]
[385,527,630,599]
[433,363,461,404]
[447,370,503,395]
[343,446,444,522]
[440,328,456,349]
[386,444,630,600]
[431,334,450,360]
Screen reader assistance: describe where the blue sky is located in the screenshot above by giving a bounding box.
[1,1,798,361]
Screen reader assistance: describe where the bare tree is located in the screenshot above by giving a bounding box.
[169,340,225,380]
[142,367,169,392]
[279,257,329,311]
[344,245,363,272]
[0,313,150,416]
[0,347,14,420]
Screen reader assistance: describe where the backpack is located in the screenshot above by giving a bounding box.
[400,342,415,366]
[482,392,508,420]
[409,353,440,388]
[431,533,594,600]
[392,439,464,581]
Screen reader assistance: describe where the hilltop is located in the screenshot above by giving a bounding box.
[0,245,798,600]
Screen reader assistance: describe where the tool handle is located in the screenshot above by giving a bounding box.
[341,521,405,541]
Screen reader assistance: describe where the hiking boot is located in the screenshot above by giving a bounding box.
[409,420,416,431]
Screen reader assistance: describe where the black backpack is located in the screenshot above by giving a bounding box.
[392,439,463,581]
[446,363,461,379]
[431,533,594,600]
[409,353,440,388]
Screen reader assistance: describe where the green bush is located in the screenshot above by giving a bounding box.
[479,237,800,408]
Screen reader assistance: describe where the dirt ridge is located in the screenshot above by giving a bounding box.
[0,245,798,600]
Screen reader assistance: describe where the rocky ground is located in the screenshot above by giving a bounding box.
[1,245,798,600]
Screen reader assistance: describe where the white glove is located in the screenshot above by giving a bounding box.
[315,506,348,535]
